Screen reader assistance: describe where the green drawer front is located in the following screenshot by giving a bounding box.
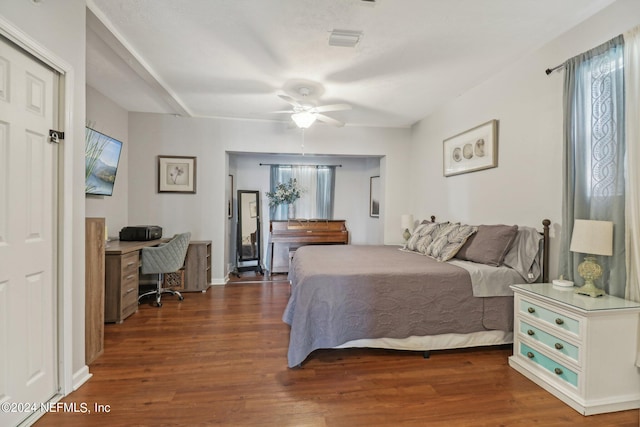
[519,321,579,362]
[520,343,578,387]
[519,300,580,335]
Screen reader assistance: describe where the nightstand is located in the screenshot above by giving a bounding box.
[509,283,640,415]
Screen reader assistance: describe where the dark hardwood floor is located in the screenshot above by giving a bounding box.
[36,274,639,426]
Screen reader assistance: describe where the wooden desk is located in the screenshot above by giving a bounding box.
[104,240,160,323]
[104,239,212,323]
[269,220,348,274]
[105,239,164,256]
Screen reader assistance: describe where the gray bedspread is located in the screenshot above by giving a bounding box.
[283,245,513,367]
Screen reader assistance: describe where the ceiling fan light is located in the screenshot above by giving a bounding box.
[292,112,317,128]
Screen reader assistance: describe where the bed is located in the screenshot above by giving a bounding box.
[283,219,550,367]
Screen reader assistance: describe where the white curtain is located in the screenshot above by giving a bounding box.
[623,26,640,367]
[291,166,317,219]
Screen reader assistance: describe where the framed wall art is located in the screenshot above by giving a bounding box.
[228,174,234,218]
[158,155,197,193]
[369,175,380,218]
[443,120,498,177]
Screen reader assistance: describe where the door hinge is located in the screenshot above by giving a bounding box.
[49,129,64,144]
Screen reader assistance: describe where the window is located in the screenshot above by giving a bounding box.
[269,165,335,220]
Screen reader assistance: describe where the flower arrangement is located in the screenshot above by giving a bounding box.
[266,178,304,207]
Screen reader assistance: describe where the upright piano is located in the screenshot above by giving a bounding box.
[269,220,349,274]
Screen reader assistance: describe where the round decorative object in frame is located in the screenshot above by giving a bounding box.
[463,143,473,159]
[474,138,486,157]
[452,147,462,162]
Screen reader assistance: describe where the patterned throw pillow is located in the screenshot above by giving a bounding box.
[405,221,448,252]
[426,224,478,262]
[405,223,430,251]
[415,222,453,255]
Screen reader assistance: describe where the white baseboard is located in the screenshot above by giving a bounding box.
[72,365,92,391]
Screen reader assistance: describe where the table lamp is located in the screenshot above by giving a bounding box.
[401,214,414,242]
[569,219,613,297]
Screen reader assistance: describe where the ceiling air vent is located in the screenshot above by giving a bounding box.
[328,29,363,48]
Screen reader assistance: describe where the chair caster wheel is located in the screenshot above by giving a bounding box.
[156,302,162,307]
[179,296,184,301]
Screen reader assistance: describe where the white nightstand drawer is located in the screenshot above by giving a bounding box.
[519,299,580,336]
[519,320,580,363]
[519,343,579,388]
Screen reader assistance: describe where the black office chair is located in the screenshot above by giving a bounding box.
[138,232,191,307]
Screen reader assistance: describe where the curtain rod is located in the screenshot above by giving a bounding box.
[546,33,626,76]
[545,63,565,75]
[259,163,342,167]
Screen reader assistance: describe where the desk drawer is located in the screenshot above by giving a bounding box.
[120,273,140,298]
[121,278,138,299]
[519,299,580,336]
[520,343,579,388]
[519,320,579,363]
[120,251,139,276]
[121,290,138,320]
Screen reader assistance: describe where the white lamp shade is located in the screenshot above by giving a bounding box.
[401,214,414,230]
[291,112,317,128]
[569,219,613,256]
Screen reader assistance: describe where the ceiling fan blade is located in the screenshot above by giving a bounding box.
[313,103,352,113]
[277,94,301,107]
[315,113,345,127]
[270,110,294,114]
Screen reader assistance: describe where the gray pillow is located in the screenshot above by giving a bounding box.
[455,224,518,266]
[503,226,543,282]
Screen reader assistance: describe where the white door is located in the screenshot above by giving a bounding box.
[0,37,58,427]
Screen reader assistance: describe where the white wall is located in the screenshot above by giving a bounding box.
[128,113,412,282]
[409,0,640,280]
[86,85,129,236]
[0,0,87,383]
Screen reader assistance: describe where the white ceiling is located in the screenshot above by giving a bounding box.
[86,0,615,128]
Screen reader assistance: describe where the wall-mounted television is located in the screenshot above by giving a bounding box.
[85,127,123,196]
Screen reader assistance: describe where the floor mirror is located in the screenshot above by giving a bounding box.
[235,190,263,275]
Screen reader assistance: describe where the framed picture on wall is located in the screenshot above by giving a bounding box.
[158,155,197,193]
[369,176,380,218]
[443,120,498,177]
[228,174,234,219]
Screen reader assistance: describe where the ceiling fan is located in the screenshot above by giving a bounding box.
[273,87,352,128]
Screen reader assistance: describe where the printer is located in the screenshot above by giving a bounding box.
[119,225,163,241]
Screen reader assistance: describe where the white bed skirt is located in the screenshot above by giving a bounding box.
[335,330,513,352]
